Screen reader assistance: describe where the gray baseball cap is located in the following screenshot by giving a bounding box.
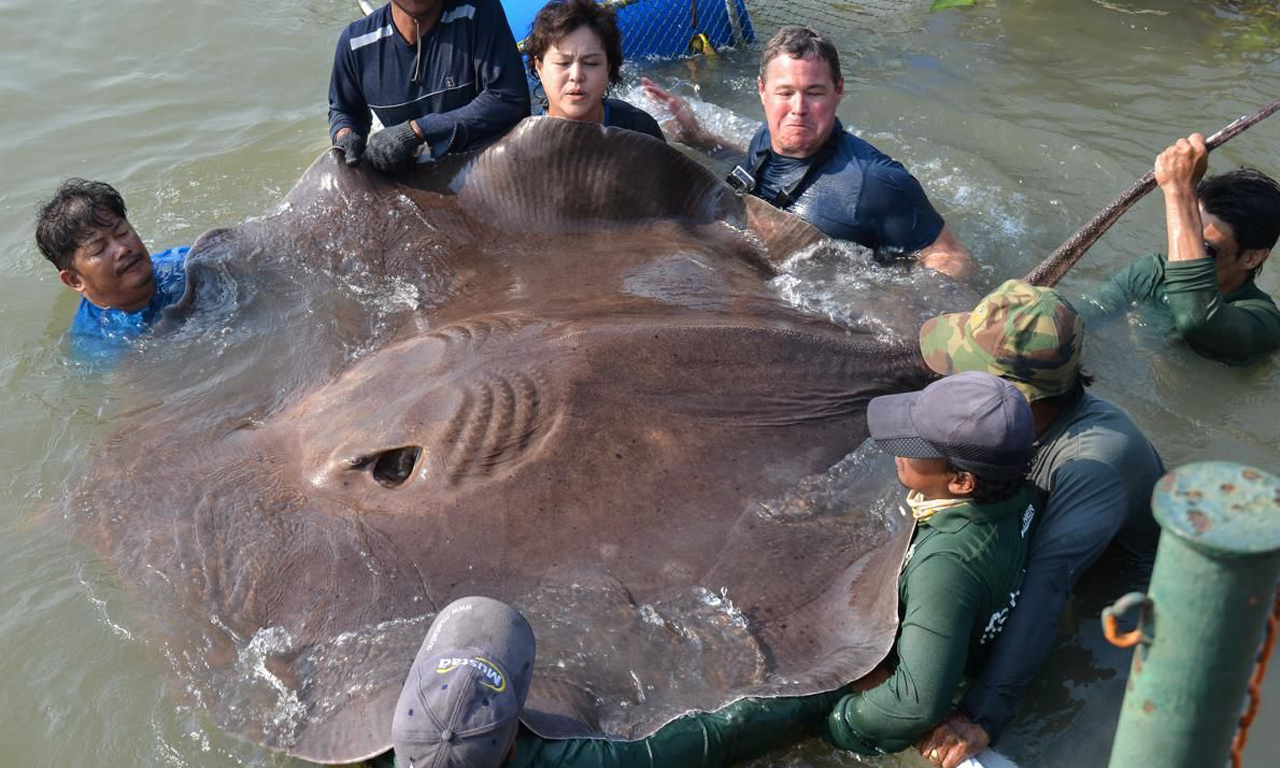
[866,371,1034,481]
[392,596,536,768]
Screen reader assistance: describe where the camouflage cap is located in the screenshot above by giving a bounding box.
[918,279,1084,401]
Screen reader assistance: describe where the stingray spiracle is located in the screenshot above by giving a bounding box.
[426,313,532,349]
[440,370,544,484]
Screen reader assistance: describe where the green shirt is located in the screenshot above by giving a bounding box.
[958,390,1163,739]
[1081,253,1280,365]
[821,489,1038,755]
[508,691,845,768]
[380,691,846,768]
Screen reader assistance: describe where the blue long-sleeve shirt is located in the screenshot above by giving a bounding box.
[327,0,530,159]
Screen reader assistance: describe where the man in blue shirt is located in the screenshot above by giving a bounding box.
[328,0,531,173]
[642,27,973,279]
[35,179,188,361]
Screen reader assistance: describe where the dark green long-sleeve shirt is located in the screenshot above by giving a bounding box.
[508,691,846,768]
[1080,254,1280,366]
[821,490,1038,755]
[379,690,846,768]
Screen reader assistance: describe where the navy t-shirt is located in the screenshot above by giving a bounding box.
[328,0,531,158]
[603,98,665,142]
[744,120,945,255]
[757,154,809,202]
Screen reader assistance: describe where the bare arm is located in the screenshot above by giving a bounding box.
[1156,133,1209,265]
[640,78,748,155]
[916,226,975,280]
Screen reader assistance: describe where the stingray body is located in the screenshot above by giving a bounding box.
[70,118,935,763]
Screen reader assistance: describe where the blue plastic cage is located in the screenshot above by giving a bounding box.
[503,0,756,59]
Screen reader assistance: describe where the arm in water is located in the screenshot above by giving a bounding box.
[822,555,982,756]
[640,78,748,157]
[916,227,974,280]
[855,162,973,280]
[952,460,1132,753]
[506,690,849,768]
[1077,254,1162,321]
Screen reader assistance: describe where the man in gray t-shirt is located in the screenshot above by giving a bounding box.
[911,279,1164,767]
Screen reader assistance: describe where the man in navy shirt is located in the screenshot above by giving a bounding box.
[35,179,189,362]
[328,0,531,173]
[643,27,973,279]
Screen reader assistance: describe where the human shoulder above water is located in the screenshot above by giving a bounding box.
[823,372,1038,758]
[641,26,973,280]
[328,0,531,173]
[35,179,189,362]
[524,0,664,142]
[1081,133,1280,366]
[912,280,1165,767]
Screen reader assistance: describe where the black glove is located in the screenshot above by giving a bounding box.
[365,121,425,174]
[333,131,365,167]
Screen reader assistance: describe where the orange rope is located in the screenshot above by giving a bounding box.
[1103,612,1144,648]
[1231,589,1280,768]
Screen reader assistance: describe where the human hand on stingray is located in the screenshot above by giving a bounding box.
[640,77,701,144]
[333,128,366,167]
[916,712,990,768]
[365,120,426,173]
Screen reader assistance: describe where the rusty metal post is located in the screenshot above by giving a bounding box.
[1106,462,1280,768]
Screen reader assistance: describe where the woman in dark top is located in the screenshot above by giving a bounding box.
[525,0,665,141]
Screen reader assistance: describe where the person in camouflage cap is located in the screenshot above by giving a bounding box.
[919,279,1083,401]
[912,279,1165,768]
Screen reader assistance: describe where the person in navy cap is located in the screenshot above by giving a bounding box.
[821,371,1040,762]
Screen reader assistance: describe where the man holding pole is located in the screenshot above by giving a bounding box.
[1081,134,1280,365]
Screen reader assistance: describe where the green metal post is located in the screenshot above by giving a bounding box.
[1106,462,1280,768]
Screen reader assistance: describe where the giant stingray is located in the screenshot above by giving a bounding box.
[68,118,958,763]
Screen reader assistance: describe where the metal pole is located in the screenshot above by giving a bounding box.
[724,0,748,48]
[1106,462,1280,768]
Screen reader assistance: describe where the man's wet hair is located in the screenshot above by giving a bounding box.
[1197,169,1280,276]
[525,0,624,86]
[759,26,842,86]
[36,179,128,271]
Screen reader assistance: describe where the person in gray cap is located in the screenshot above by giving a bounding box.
[383,597,865,768]
[820,372,1040,762]
[392,595,537,768]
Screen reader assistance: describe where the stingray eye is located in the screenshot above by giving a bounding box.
[350,446,422,488]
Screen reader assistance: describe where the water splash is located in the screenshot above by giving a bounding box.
[234,626,306,746]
